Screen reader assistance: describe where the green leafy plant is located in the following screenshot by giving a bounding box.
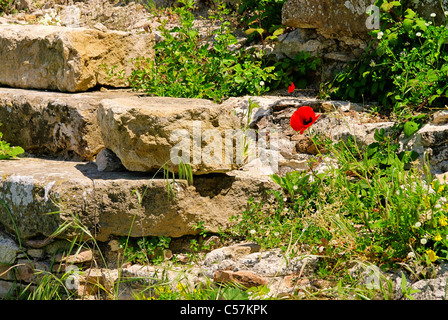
[237,0,287,45]
[0,0,13,14]
[120,236,172,265]
[128,0,276,102]
[228,118,448,273]
[140,280,251,300]
[325,0,448,115]
[263,52,322,90]
[0,124,25,159]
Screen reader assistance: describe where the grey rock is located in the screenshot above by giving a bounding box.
[0,232,20,265]
[95,148,126,172]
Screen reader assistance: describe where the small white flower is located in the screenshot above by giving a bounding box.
[249,229,256,235]
[283,197,287,202]
[430,13,436,18]
[377,31,384,39]
[293,185,298,191]
[425,22,430,26]
[429,21,433,25]
[414,222,422,228]
[416,32,422,37]
[274,232,280,237]
[259,81,265,86]
[445,11,448,16]
[421,238,427,245]
[407,251,416,259]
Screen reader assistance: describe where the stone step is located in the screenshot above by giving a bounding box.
[0,87,319,174]
[0,87,132,161]
[2,87,448,174]
[0,157,277,242]
[97,95,243,174]
[0,24,154,92]
[0,87,246,173]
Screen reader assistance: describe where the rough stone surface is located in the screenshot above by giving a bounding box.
[282,0,447,41]
[0,24,154,92]
[224,95,383,175]
[279,0,447,80]
[0,87,114,161]
[408,263,448,300]
[402,123,448,174]
[97,96,243,174]
[0,233,20,265]
[282,0,373,40]
[54,249,94,264]
[203,245,319,279]
[95,148,126,172]
[407,0,448,25]
[0,157,277,241]
[313,113,395,147]
[214,270,268,288]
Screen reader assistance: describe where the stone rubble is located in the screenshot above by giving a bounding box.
[1,232,447,300]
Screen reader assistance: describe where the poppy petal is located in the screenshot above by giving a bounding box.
[290,106,320,134]
[290,109,304,131]
[288,82,295,93]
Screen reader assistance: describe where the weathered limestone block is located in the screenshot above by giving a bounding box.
[282,0,447,41]
[0,158,277,242]
[0,88,136,161]
[282,0,374,39]
[312,113,395,147]
[0,24,154,92]
[97,97,243,174]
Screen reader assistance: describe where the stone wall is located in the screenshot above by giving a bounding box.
[277,0,447,79]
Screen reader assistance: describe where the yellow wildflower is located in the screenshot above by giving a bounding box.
[431,181,445,193]
[426,249,439,262]
[434,234,442,242]
[423,196,431,208]
[439,216,448,227]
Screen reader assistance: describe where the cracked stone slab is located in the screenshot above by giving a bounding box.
[0,87,140,161]
[97,96,243,174]
[0,157,277,242]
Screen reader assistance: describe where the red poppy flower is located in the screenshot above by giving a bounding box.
[290,106,320,134]
[288,82,295,93]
